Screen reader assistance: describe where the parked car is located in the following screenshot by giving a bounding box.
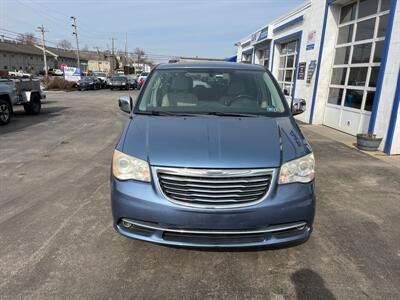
[111,62,315,248]
[110,76,128,90]
[126,75,138,90]
[137,72,148,89]
[77,76,102,90]
[93,72,108,88]
[8,70,32,78]
[49,68,63,76]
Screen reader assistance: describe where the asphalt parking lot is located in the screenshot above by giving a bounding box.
[0,90,399,299]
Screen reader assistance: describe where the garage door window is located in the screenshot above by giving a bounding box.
[277,40,297,96]
[328,0,389,112]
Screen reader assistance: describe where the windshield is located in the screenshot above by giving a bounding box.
[95,73,106,77]
[113,76,126,81]
[82,76,94,81]
[136,68,288,116]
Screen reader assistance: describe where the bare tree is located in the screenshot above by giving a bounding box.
[134,48,145,63]
[17,32,37,45]
[142,58,155,68]
[57,39,72,50]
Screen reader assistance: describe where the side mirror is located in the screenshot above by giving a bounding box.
[291,98,306,115]
[118,95,133,114]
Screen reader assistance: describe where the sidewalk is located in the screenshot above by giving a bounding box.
[300,124,400,169]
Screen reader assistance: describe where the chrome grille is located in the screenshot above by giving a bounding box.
[156,167,274,208]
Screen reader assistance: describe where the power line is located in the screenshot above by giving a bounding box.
[0,28,64,47]
[0,27,177,63]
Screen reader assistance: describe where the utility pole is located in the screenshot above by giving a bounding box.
[94,47,101,71]
[70,16,80,69]
[125,32,128,66]
[111,37,115,76]
[36,25,48,78]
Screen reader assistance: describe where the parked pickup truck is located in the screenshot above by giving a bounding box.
[0,76,45,125]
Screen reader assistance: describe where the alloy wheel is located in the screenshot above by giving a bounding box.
[0,104,10,122]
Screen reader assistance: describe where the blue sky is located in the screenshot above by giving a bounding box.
[0,0,304,61]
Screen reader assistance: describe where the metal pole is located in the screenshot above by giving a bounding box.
[125,33,127,64]
[36,25,48,78]
[70,16,80,68]
[94,47,100,71]
[111,38,115,76]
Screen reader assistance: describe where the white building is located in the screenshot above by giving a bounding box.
[236,0,400,155]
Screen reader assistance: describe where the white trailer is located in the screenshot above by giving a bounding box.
[0,77,45,125]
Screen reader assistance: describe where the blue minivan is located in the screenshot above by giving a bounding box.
[111,62,315,248]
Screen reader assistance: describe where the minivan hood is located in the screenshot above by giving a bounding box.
[121,115,309,169]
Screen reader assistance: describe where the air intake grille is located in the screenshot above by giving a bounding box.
[156,167,274,208]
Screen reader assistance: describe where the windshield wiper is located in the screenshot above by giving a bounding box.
[136,111,261,117]
[137,111,192,116]
[204,112,261,117]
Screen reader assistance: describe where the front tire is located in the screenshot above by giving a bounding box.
[23,93,41,115]
[0,99,12,125]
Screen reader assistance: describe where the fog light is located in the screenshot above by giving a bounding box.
[122,220,132,228]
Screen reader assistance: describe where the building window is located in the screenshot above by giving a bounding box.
[277,40,297,96]
[3,54,7,58]
[264,48,270,68]
[329,0,389,112]
[241,51,253,64]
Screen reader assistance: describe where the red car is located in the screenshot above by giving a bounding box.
[137,72,148,89]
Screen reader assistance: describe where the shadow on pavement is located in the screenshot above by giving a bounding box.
[291,269,336,300]
[0,106,69,135]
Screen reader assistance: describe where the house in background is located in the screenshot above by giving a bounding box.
[80,50,111,73]
[0,39,88,74]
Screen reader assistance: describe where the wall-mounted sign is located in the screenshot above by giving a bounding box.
[306,30,316,51]
[258,27,268,41]
[251,27,269,45]
[306,60,317,85]
[297,62,306,80]
[251,32,259,44]
[64,67,81,82]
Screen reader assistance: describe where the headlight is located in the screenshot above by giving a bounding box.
[122,82,126,85]
[278,153,315,184]
[112,150,151,182]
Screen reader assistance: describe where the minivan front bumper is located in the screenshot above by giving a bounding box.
[111,174,315,248]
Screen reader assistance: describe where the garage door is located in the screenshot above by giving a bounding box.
[323,0,390,135]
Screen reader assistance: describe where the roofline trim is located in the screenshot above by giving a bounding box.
[236,1,310,43]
